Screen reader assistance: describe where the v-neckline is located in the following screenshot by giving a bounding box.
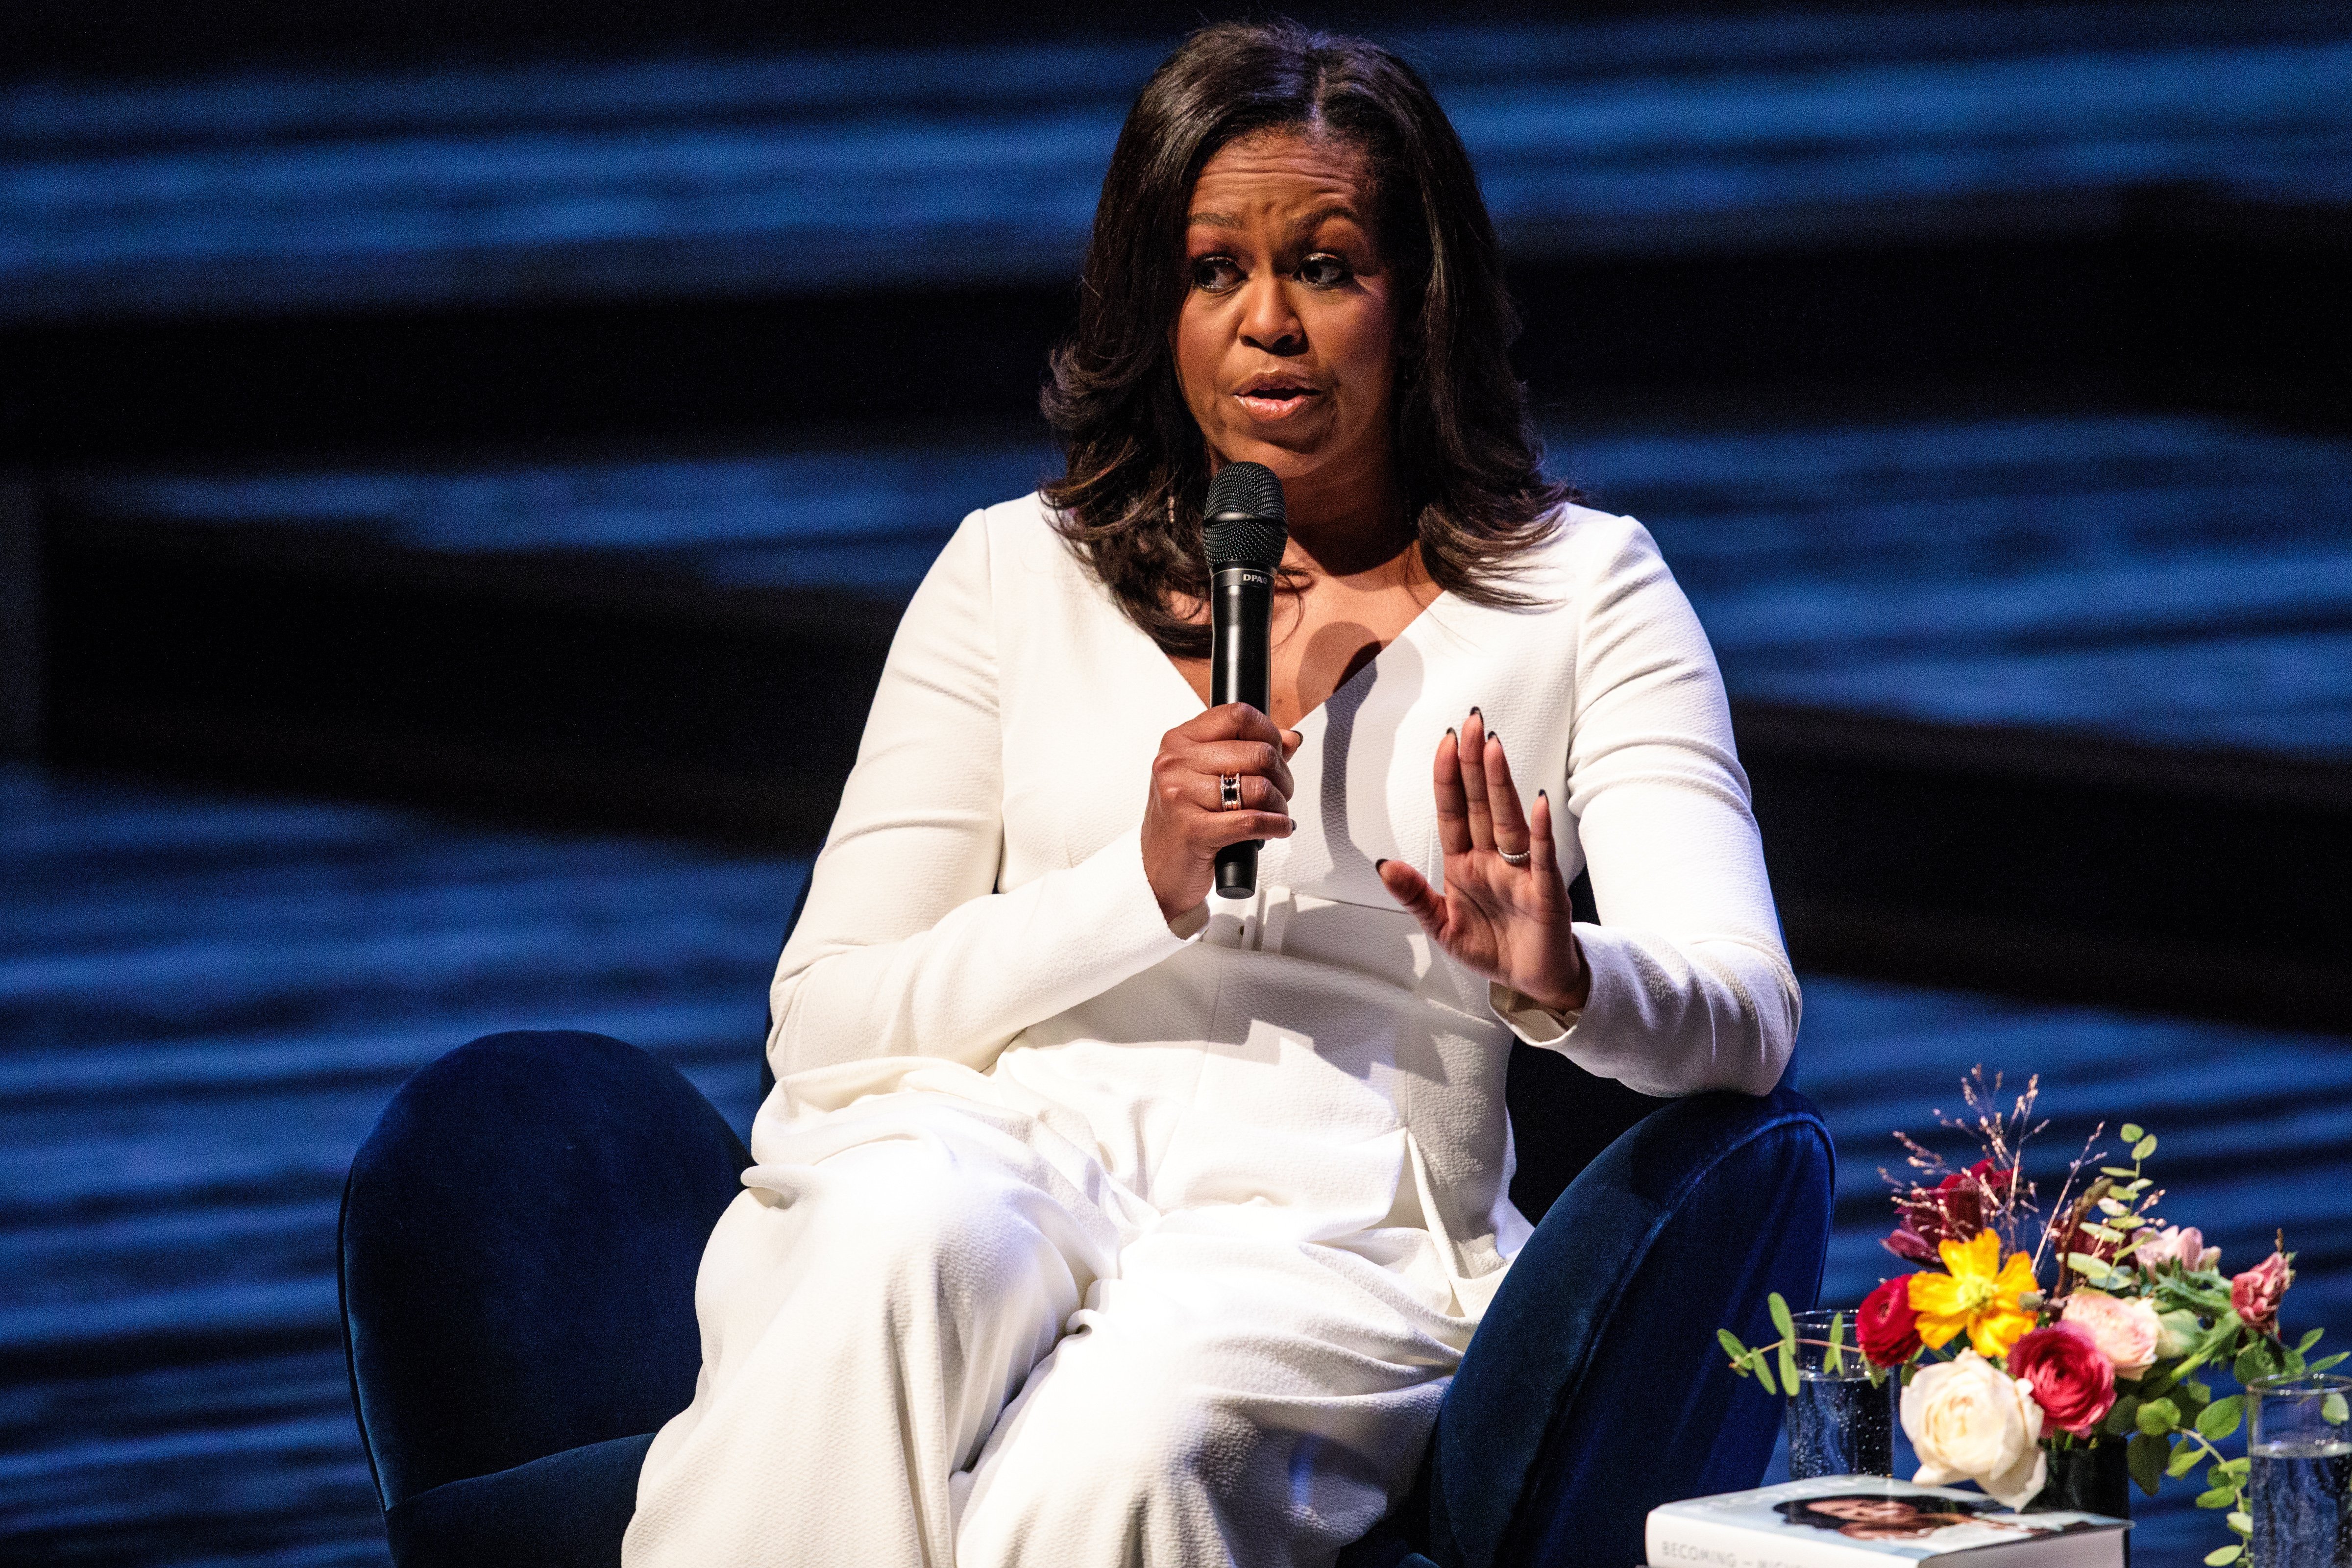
[1144,587,1453,733]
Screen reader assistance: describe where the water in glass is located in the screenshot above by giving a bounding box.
[1788,1370,1893,1480]
[1782,1309,1893,1480]
[2250,1439,2352,1568]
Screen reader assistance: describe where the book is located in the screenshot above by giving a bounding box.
[1645,1475,2129,1567]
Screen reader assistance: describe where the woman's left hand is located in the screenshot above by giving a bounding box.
[1375,708,1589,1013]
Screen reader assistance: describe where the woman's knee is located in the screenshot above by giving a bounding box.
[723,1140,1087,1328]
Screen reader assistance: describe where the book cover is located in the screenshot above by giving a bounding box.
[1646,1475,2129,1567]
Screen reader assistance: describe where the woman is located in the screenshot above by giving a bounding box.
[625,22,1795,1568]
[1778,1494,2034,1543]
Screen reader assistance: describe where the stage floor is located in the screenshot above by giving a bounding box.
[3,763,2344,1566]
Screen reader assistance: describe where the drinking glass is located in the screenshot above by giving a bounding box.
[2250,1372,2352,1568]
[1784,1308,1893,1480]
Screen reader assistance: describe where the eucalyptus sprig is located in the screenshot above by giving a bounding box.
[1717,1293,1886,1396]
[2063,1122,2165,1290]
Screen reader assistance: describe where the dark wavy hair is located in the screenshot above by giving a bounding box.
[1041,20,1574,657]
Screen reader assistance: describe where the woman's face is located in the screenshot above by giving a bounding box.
[1174,128,1398,516]
[1811,1499,1922,1524]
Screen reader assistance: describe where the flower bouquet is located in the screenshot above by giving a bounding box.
[1719,1071,2346,1566]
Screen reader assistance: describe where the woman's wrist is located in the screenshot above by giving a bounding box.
[1525,927,1591,1016]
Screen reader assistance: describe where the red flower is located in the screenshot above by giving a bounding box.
[2231,1250,2295,1336]
[1858,1275,1924,1367]
[2008,1322,2117,1436]
[1884,1159,2015,1263]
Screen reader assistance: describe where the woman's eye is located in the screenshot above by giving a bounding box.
[1297,253,1352,288]
[1191,256,1243,292]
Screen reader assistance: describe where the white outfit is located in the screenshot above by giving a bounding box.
[624,495,1798,1568]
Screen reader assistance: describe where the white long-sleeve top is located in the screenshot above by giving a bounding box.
[760,492,1798,1317]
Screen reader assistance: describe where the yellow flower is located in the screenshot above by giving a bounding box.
[1908,1230,2040,1359]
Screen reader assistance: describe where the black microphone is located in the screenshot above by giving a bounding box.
[1201,462,1288,900]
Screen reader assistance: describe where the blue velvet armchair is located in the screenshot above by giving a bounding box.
[340,966,1831,1567]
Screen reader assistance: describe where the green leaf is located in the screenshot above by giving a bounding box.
[1755,1356,1776,1396]
[2218,1457,2251,1479]
[2312,1352,2349,1374]
[2198,1396,2245,1441]
[2100,1165,2141,1178]
[2298,1327,2325,1353]
[2205,1547,2242,1565]
[1780,1343,1801,1398]
[2068,1251,2114,1281]
[2236,1343,2276,1386]
[2138,1398,2181,1435]
[2128,1432,2168,1496]
[2185,1379,2214,1404]
[2324,1391,2350,1425]
[2229,1513,2253,1533]
[1769,1292,1795,1341]
[1718,1328,1749,1362]
[2168,1446,2203,1478]
[2121,1123,2144,1143]
[2134,1134,2159,1159]
[2098,1197,2131,1216]
[2105,1397,2141,1437]
[2196,1485,2237,1509]
[1829,1312,1846,1375]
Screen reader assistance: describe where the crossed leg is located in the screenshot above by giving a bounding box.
[621,1095,1458,1568]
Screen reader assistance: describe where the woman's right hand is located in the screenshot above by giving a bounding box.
[1142,703,1301,922]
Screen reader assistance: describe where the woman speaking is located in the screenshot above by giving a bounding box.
[624,21,1796,1568]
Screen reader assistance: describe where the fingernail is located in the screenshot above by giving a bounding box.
[1446,727,1456,738]
[1488,732,1499,746]
[1538,789,1547,800]
[1470,706,1481,717]
[1374,858,1389,870]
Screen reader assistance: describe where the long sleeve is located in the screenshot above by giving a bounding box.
[1497,515,1800,1098]
[766,510,1193,1080]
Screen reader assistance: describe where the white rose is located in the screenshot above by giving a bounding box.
[1900,1350,2047,1510]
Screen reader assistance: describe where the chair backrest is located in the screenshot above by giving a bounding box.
[343,1030,750,1507]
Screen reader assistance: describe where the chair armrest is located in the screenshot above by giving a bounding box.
[1424,1083,1835,1568]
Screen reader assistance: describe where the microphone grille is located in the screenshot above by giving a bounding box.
[1202,462,1288,569]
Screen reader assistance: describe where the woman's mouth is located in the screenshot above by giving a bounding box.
[1233,381,1320,421]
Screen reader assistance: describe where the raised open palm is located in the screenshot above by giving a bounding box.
[1375,709,1589,1013]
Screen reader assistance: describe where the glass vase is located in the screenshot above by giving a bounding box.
[2249,1373,2352,1568]
[1783,1308,1894,1480]
[2026,1439,2132,1519]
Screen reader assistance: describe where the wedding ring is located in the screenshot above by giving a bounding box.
[1497,848,1532,866]
[1220,774,1243,810]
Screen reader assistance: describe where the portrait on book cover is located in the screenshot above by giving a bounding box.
[1774,1492,2051,1545]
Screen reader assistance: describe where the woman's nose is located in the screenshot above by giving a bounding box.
[1238,276,1304,355]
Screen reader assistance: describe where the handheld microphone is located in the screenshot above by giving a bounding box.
[1201,462,1288,900]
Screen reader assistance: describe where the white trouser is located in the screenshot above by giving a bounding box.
[621,1093,1465,1568]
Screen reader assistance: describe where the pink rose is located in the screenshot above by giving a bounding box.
[2231,1251,2295,1336]
[2139,1225,2221,1274]
[2007,1322,2117,1436]
[2060,1289,2162,1378]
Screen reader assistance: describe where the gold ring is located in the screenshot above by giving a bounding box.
[1220,774,1243,810]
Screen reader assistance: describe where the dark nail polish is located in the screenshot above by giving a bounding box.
[1470,706,1481,717]
[1487,732,1499,746]
[1374,858,1389,870]
[1538,789,1548,800]
[1446,727,1456,738]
